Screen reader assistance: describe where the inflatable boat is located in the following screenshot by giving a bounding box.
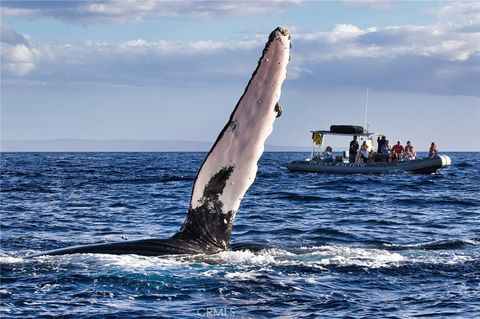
[286,125,451,174]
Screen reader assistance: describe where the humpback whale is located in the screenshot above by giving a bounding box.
[30,27,291,258]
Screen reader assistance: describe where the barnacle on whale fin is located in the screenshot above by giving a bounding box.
[275,27,289,37]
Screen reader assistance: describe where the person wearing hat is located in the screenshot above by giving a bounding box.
[391,140,404,161]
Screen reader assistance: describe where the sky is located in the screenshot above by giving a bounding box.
[1,0,479,151]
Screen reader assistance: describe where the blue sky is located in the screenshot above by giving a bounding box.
[1,0,479,151]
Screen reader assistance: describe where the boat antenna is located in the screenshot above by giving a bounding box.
[363,87,369,133]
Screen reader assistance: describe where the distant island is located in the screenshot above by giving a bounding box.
[0,139,311,152]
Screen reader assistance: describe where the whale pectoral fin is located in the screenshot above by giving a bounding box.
[27,27,291,259]
[172,27,291,253]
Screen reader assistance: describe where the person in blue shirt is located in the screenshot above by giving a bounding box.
[323,146,333,162]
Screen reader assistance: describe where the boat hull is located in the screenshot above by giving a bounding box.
[286,155,451,174]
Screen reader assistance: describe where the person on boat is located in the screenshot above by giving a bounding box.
[349,135,359,163]
[391,140,404,161]
[429,142,438,157]
[323,146,333,162]
[368,149,375,163]
[404,141,416,160]
[381,139,390,153]
[379,140,391,162]
[377,135,387,153]
[360,141,369,163]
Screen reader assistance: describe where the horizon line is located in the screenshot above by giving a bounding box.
[1,138,478,152]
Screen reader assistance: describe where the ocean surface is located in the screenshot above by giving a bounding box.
[1,152,479,318]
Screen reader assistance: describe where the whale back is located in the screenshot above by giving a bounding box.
[172,27,291,252]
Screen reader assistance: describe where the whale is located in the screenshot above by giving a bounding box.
[29,27,291,258]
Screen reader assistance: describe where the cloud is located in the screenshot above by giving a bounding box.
[290,22,480,96]
[0,0,302,23]
[432,1,480,25]
[2,18,479,96]
[340,0,393,10]
[1,26,264,88]
[297,23,479,62]
[1,25,38,76]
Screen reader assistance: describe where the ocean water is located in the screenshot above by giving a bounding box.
[1,152,479,318]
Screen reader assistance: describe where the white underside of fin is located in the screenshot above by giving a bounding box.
[190,28,291,216]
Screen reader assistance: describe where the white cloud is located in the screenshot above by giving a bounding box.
[297,23,480,62]
[1,19,478,96]
[289,21,479,96]
[340,0,394,10]
[0,26,265,89]
[0,25,38,76]
[0,0,302,23]
[298,24,368,43]
[432,1,480,25]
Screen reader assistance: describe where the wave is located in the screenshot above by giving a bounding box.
[0,185,56,194]
[455,161,474,168]
[273,192,329,202]
[1,171,44,178]
[394,197,478,207]
[256,171,282,178]
[161,175,195,182]
[268,192,369,204]
[108,202,132,209]
[307,227,358,244]
[79,174,196,186]
[383,238,478,251]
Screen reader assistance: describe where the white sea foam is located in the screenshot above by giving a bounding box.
[204,249,284,265]
[190,245,405,269]
[93,254,186,270]
[8,242,474,272]
[302,245,405,268]
[0,256,24,264]
[81,246,404,269]
[178,245,407,269]
[407,251,476,266]
[224,270,259,280]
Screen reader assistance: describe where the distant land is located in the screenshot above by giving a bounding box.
[0,139,311,152]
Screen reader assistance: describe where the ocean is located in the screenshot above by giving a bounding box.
[1,152,479,318]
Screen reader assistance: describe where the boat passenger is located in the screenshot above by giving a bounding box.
[368,149,375,163]
[360,141,369,163]
[391,140,404,161]
[377,135,387,153]
[429,142,438,157]
[349,135,359,163]
[404,141,416,160]
[380,140,389,153]
[379,140,391,162]
[323,146,333,162]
